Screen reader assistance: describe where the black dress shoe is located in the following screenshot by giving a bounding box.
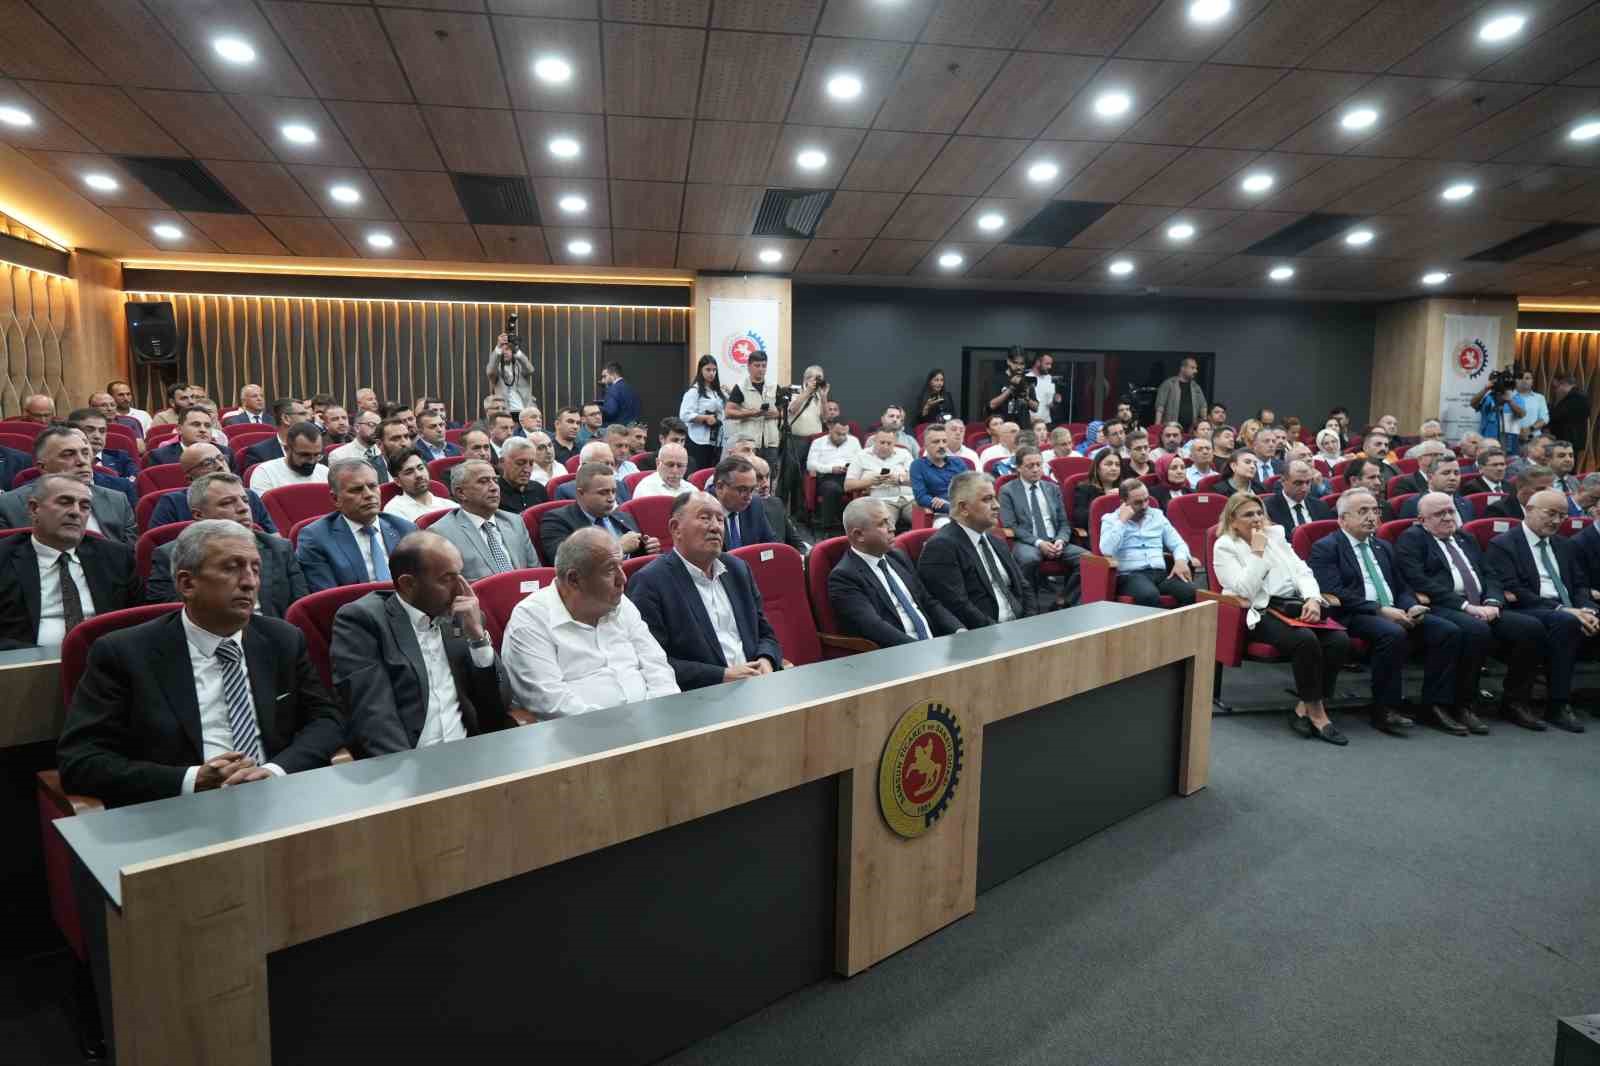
[1547,704,1586,734]
[1370,707,1414,736]
[1311,720,1348,746]
[1426,704,1469,736]
[1502,700,1547,731]
[1289,712,1313,738]
[1458,706,1490,735]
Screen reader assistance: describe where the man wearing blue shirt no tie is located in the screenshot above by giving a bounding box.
[1097,478,1199,607]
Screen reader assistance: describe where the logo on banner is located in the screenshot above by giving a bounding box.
[722,329,767,369]
[878,700,964,839]
[1457,338,1491,379]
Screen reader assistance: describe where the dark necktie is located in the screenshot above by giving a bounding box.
[213,640,263,764]
[727,510,741,549]
[978,535,1023,618]
[879,559,929,640]
[1440,537,1481,605]
[57,553,84,634]
[1293,502,1307,527]
[593,512,612,536]
[1538,538,1572,607]
[1029,483,1050,540]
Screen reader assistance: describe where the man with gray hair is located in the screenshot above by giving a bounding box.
[295,459,417,592]
[430,458,541,580]
[829,497,961,646]
[1402,420,1444,457]
[634,442,689,499]
[502,526,678,718]
[147,474,306,617]
[0,425,137,544]
[495,435,549,514]
[58,518,346,807]
[1392,438,1449,497]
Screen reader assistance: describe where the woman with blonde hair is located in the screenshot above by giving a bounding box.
[1212,492,1350,744]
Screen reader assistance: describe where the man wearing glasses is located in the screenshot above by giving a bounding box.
[146,442,279,533]
[710,456,774,550]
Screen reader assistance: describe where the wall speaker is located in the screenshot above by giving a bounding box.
[125,301,181,365]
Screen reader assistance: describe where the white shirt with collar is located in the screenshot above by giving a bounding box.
[31,537,95,648]
[1018,478,1058,540]
[249,458,329,493]
[846,447,914,502]
[329,440,381,466]
[850,546,930,639]
[674,549,747,666]
[958,522,1016,622]
[808,433,862,475]
[1521,522,1561,600]
[978,443,1013,468]
[397,596,493,745]
[1433,536,1467,595]
[343,514,389,580]
[503,582,678,718]
[1342,531,1391,604]
[529,462,558,486]
[178,610,285,793]
[1028,371,1055,413]
[384,493,457,523]
[632,471,687,499]
[125,407,152,431]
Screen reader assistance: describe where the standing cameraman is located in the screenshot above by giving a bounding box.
[783,365,827,512]
[1472,370,1523,453]
[988,350,1036,423]
[723,350,780,468]
[485,329,535,413]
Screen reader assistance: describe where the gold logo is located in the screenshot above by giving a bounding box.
[878,700,964,839]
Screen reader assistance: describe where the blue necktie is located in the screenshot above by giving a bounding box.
[880,559,929,640]
[593,512,611,536]
[362,525,390,581]
[727,510,741,549]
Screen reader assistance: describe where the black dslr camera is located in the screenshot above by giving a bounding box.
[504,311,520,350]
[1487,365,1517,394]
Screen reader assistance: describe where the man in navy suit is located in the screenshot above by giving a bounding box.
[917,471,1033,630]
[223,384,270,426]
[1396,454,1474,521]
[1264,460,1334,532]
[242,398,310,467]
[295,459,417,592]
[146,406,226,469]
[1394,492,1548,733]
[68,408,138,479]
[598,362,641,426]
[554,440,634,503]
[1485,466,1554,520]
[712,455,774,550]
[539,463,658,563]
[0,441,30,491]
[147,443,278,534]
[1484,488,1599,733]
[1309,488,1463,736]
[829,498,961,647]
[413,410,461,462]
[626,491,783,690]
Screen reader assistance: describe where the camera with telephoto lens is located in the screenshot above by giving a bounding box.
[504,311,520,351]
[1487,366,1517,393]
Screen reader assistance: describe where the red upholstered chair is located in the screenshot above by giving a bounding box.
[9,465,44,488]
[1395,457,1420,474]
[1464,517,1519,553]
[564,454,583,473]
[629,451,652,468]
[1376,518,1413,544]
[894,527,936,562]
[414,508,457,530]
[0,526,30,538]
[445,428,466,444]
[1195,527,1287,685]
[0,431,35,453]
[995,472,1018,493]
[1262,475,1282,492]
[1319,492,1343,511]
[730,542,818,667]
[261,482,336,532]
[427,455,465,483]
[622,554,656,580]
[803,536,877,659]
[1196,472,1225,492]
[1048,455,1090,483]
[1086,493,1123,555]
[104,425,139,455]
[1328,475,1349,493]
[982,456,1008,475]
[322,442,342,458]
[1387,493,1418,518]
[222,422,271,442]
[288,514,322,549]
[623,470,650,494]
[620,495,674,549]
[1165,492,1227,562]
[144,423,179,448]
[523,500,572,551]
[0,419,46,437]
[136,489,175,533]
[284,581,391,688]
[1291,519,1339,562]
[910,506,933,530]
[1386,474,1414,498]
[546,473,574,499]
[688,467,714,490]
[1560,515,1593,536]
[472,567,556,649]
[1080,494,1180,606]
[1464,491,1504,516]
[135,520,191,580]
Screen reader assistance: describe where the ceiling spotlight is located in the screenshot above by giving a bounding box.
[1340,107,1379,131]
[1108,260,1135,277]
[533,56,573,83]
[1441,182,1476,201]
[548,136,581,158]
[1241,172,1275,194]
[1570,120,1600,142]
[1026,161,1060,184]
[938,251,964,269]
[826,74,863,100]
[1421,271,1451,285]
[567,239,594,256]
[1478,13,1526,42]
[0,105,34,127]
[82,173,119,192]
[151,224,183,240]
[1167,222,1196,241]
[212,36,256,64]
[557,194,587,214]
[1188,0,1232,23]
[758,248,783,264]
[1268,265,1295,281]
[280,123,316,145]
[1344,229,1374,246]
[796,148,828,170]
[366,232,394,249]
[976,212,1005,232]
[329,184,360,204]
[1093,91,1132,118]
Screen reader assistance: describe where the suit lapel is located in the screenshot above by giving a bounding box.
[77,538,118,612]
[240,622,281,754]
[327,517,366,583]
[15,542,42,642]
[718,560,757,656]
[382,594,429,738]
[155,614,206,758]
[851,551,898,620]
[454,512,494,572]
[667,556,724,665]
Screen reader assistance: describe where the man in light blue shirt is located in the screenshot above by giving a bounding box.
[1510,369,1549,440]
[1097,478,1198,607]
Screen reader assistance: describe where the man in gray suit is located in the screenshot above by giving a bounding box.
[146,473,307,617]
[429,459,541,580]
[998,446,1084,610]
[0,426,137,544]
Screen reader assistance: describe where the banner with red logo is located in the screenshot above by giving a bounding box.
[1439,313,1504,443]
[709,297,781,387]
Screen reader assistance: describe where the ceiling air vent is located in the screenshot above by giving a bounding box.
[752,188,833,238]
[1464,222,1600,263]
[1242,213,1368,257]
[450,173,540,226]
[117,157,246,214]
[1007,201,1115,247]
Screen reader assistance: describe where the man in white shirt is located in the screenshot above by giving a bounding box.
[846,428,915,529]
[328,409,385,475]
[942,418,981,468]
[1027,353,1057,421]
[877,405,919,454]
[605,423,640,479]
[633,442,689,499]
[978,422,1020,469]
[1510,370,1549,441]
[249,423,329,493]
[807,418,864,535]
[225,384,270,425]
[518,430,559,485]
[108,378,151,433]
[503,527,678,719]
[1185,437,1218,488]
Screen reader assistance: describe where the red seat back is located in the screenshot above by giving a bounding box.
[135,520,191,580]
[894,527,936,562]
[563,454,582,473]
[61,604,182,706]
[688,467,714,490]
[983,456,1008,475]
[261,481,336,532]
[629,451,652,468]
[623,469,650,493]
[1088,493,1122,554]
[1395,457,1420,474]
[1290,519,1338,561]
[1048,455,1090,483]
[1386,474,1414,498]
[414,508,458,530]
[428,456,466,484]
[1387,492,1418,517]
[1195,472,1225,492]
[0,431,35,453]
[523,500,573,551]
[620,495,674,549]
[730,543,818,667]
[805,536,850,640]
[471,567,556,649]
[1166,492,1227,560]
[104,426,139,454]
[284,581,391,687]
[222,422,271,442]
[1560,515,1593,537]
[144,423,179,447]
[546,473,574,499]
[135,463,187,497]
[622,554,655,580]
[1464,516,1519,553]
[1328,475,1348,492]
[1319,491,1342,510]
[444,428,466,444]
[0,419,44,438]
[135,490,174,533]
[995,472,1018,493]
[0,527,30,538]
[1464,491,1504,516]
[1376,518,1413,544]
[288,514,322,548]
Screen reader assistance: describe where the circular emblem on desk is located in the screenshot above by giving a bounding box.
[878,700,964,839]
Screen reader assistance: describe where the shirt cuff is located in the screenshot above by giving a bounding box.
[263,763,286,778]
[182,765,199,794]
[469,642,495,669]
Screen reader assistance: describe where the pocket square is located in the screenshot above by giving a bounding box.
[275,692,290,702]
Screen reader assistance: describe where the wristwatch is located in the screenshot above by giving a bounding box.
[467,635,492,650]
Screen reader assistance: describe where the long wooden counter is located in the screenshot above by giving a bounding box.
[60,600,1215,1065]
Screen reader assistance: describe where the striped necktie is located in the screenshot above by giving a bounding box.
[213,640,263,764]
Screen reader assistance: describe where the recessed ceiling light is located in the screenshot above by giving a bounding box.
[937,251,964,269]
[548,137,581,159]
[1345,229,1374,246]
[1241,172,1275,194]
[558,194,587,214]
[151,224,183,240]
[1108,259,1135,277]
[366,232,394,250]
[1340,107,1379,131]
[1478,13,1526,42]
[212,36,256,64]
[280,123,316,145]
[826,74,863,100]
[0,105,34,127]
[1167,222,1196,241]
[758,248,783,264]
[82,173,119,192]
[1093,91,1132,118]
[1441,182,1476,201]
[533,56,573,84]
[1570,120,1600,142]
[329,184,360,204]
[1188,0,1232,23]
[796,148,828,170]
[1026,161,1060,183]
[1268,265,1295,281]
[976,212,1005,232]
[567,239,593,256]
[1421,271,1451,285]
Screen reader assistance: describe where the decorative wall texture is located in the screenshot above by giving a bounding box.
[1516,329,1600,467]
[0,260,73,419]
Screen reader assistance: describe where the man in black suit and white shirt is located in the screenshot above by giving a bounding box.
[1264,460,1334,532]
[56,519,346,808]
[1486,465,1554,521]
[146,474,306,618]
[145,406,224,469]
[1461,448,1510,497]
[539,463,658,564]
[242,398,310,467]
[829,498,960,646]
[1396,454,1474,521]
[0,427,137,545]
[223,384,270,426]
[917,471,1032,630]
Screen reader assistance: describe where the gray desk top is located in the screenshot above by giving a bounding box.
[0,644,61,667]
[59,602,1159,907]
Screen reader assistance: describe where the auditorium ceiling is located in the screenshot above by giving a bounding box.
[2,0,1600,300]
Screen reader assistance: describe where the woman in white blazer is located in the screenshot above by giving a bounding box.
[1213,491,1351,745]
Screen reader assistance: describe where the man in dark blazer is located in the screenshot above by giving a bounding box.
[145,406,224,469]
[68,408,138,480]
[413,411,461,462]
[1486,466,1554,520]
[147,443,278,533]
[1484,488,1599,733]
[1309,488,1463,736]
[752,455,808,554]
[146,474,305,617]
[0,427,137,545]
[223,384,270,426]
[712,455,775,550]
[1460,448,1511,497]
[295,459,417,592]
[0,475,141,649]
[1574,517,1600,593]
[829,497,960,647]
[540,480,656,566]
[998,447,1084,609]
[56,519,346,808]
[332,532,509,757]
[627,491,783,690]
[242,398,310,467]
[1264,460,1335,532]
[918,470,1033,630]
[0,441,30,491]
[1396,455,1474,521]
[1394,492,1548,733]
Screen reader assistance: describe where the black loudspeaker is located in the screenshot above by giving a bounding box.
[125,301,181,365]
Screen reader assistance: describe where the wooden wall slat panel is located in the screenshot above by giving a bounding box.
[0,261,74,418]
[1515,330,1600,471]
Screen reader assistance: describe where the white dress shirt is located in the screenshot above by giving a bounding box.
[807,434,862,475]
[178,610,284,793]
[344,515,389,580]
[1434,536,1467,595]
[851,546,929,639]
[398,596,492,745]
[503,583,678,717]
[529,462,558,486]
[632,471,687,499]
[250,458,329,493]
[1020,479,1057,540]
[31,537,95,648]
[675,550,747,666]
[1522,523,1560,600]
[959,523,1015,622]
[384,493,457,523]
[329,440,381,466]
[952,444,981,467]
[1028,371,1055,414]
[125,407,152,432]
[978,443,1013,468]
[1343,531,1391,604]
[846,447,914,502]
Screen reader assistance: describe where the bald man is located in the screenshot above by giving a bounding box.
[146,442,278,533]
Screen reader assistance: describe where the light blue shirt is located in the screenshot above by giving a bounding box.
[1511,389,1549,434]
[1099,506,1189,572]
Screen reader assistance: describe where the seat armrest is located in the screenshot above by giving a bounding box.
[1079,554,1117,603]
[820,632,878,653]
[1195,589,1249,609]
[1194,589,1247,666]
[330,747,354,765]
[508,707,538,727]
[36,770,105,816]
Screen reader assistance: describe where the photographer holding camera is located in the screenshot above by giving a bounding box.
[1472,367,1525,453]
[988,351,1037,423]
[723,350,781,467]
[485,319,535,413]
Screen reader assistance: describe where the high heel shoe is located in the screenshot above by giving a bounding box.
[1309,720,1348,746]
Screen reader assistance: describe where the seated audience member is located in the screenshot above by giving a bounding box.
[1461,447,1509,496]
[1155,421,1185,458]
[503,527,679,718]
[1222,450,1264,496]
[1549,439,1579,495]
[631,420,652,456]
[1211,426,1236,463]
[542,462,658,562]
[69,408,137,479]
[708,455,773,550]
[242,398,310,466]
[1000,446,1086,610]
[830,497,961,646]
[0,427,137,544]
[554,440,634,502]
[1309,490,1462,737]
[1397,454,1472,520]
[147,473,305,617]
[225,384,269,426]
[518,406,544,437]
[296,459,417,592]
[353,387,379,416]
[911,423,970,527]
[1213,492,1348,743]
[413,410,460,462]
[1099,478,1200,607]
[550,406,582,464]
[978,421,1020,468]
[1570,472,1600,517]
[943,418,981,468]
[1180,419,1213,458]
[1507,435,1554,483]
[1048,426,1077,465]
[57,519,346,807]
[846,428,916,530]
[1402,420,1446,457]
[249,422,328,493]
[1396,492,1548,734]
[329,409,385,474]
[1124,431,1155,478]
[807,418,863,535]
[1073,448,1123,534]
[521,431,559,485]
[107,379,150,435]
[878,405,919,454]
[0,475,140,650]
[321,404,352,445]
[496,437,549,513]
[431,459,540,580]
[1343,456,1394,521]
[486,412,518,459]
[1392,440,1448,496]
[148,443,277,533]
[1357,428,1401,484]
[457,427,495,465]
[656,415,688,452]
[1485,489,1600,733]
[727,434,759,460]
[145,405,222,468]
[1487,464,1554,520]
[1266,460,1334,531]
[1376,414,1400,439]
[604,423,640,478]
[1150,453,1190,508]
[1185,437,1217,488]
[1250,426,1287,481]
[918,471,1032,629]
[633,442,689,499]
[992,431,1036,477]
[332,532,509,755]
[627,491,783,690]
[149,382,188,427]
[1314,428,1346,468]
[751,454,808,554]
[383,448,457,523]
[574,402,605,448]
[18,392,56,424]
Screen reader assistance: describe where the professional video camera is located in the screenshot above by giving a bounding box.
[504,311,520,351]
[1487,365,1517,393]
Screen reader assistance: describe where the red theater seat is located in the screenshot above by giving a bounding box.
[261,482,336,532]
[803,536,877,658]
[135,520,191,580]
[1166,492,1227,562]
[472,567,556,649]
[284,581,391,688]
[893,527,936,562]
[135,463,188,497]
[523,500,572,553]
[730,543,818,667]
[620,495,674,549]
[688,467,714,490]
[1291,519,1339,562]
[1464,517,1519,553]
[1376,518,1413,544]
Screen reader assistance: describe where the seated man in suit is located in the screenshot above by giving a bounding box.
[1486,464,1553,520]
[999,446,1086,610]
[223,383,270,426]
[633,442,690,499]
[503,526,679,717]
[57,519,345,807]
[541,462,658,563]
[295,458,417,592]
[146,473,306,618]
[1344,457,1395,522]
[147,442,278,533]
[242,398,310,468]
[412,410,461,462]
[1098,478,1200,608]
[67,407,137,479]
[830,497,961,646]
[1484,488,1600,734]
[145,405,222,469]
[430,459,540,581]
[917,470,1033,630]
[1461,447,1510,497]
[627,491,783,690]
[1392,440,1448,497]
[712,455,774,550]
[332,531,510,755]
[1265,459,1334,531]
[1397,454,1474,520]
[750,454,808,554]
[553,440,635,502]
[1394,492,1548,734]
[1309,489,1464,737]
[0,474,141,649]
[0,426,137,544]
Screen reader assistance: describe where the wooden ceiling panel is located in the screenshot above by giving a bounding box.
[1122,65,1287,147]
[1424,87,1600,163]
[531,177,613,228]
[1114,0,1272,62]
[913,137,1029,197]
[17,151,167,210]
[493,16,605,113]
[688,122,781,186]
[287,166,397,220]
[609,181,684,231]
[1302,0,1475,73]
[606,117,693,181]
[128,91,275,162]
[1199,69,1374,151]
[911,240,997,277]
[402,221,486,261]
[1389,0,1593,80]
[610,228,679,267]
[1209,0,1379,68]
[1057,143,1187,203]
[182,212,291,255]
[101,207,222,252]
[814,0,936,41]
[1065,203,1181,249]
[517,111,609,178]
[1123,148,1259,208]
[423,107,527,175]
[984,141,1108,199]
[143,0,314,97]
[1473,168,1600,220]
[1038,59,1194,142]
[1353,81,1544,159]
[474,225,552,262]
[0,80,95,152]
[712,0,824,33]
[604,23,706,118]
[226,95,363,167]
[602,0,710,25]
[1122,208,1241,251]
[0,0,105,83]
[812,190,906,240]
[735,237,808,272]
[1137,251,1227,285]
[698,32,809,122]
[1477,5,1600,85]
[1184,152,1331,210]
[258,216,358,258]
[203,160,322,217]
[19,83,184,156]
[35,0,208,90]
[1273,76,1455,157]
[919,0,1049,49]
[1564,59,1600,86]
[260,2,413,102]
[839,130,947,192]
[324,220,422,259]
[786,38,912,129]
[1027,0,1163,55]
[1260,156,1408,214]
[326,102,445,171]
[946,197,1043,244]
[969,244,1053,279]
[879,194,974,240]
[1314,159,1470,214]
[770,125,871,189]
[873,46,1008,134]
[381,8,510,108]
[676,233,743,270]
[370,171,470,223]
[960,53,1102,140]
[1186,211,1306,254]
[679,184,762,234]
[795,238,871,274]
[853,239,934,275]
[1024,246,1107,281]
